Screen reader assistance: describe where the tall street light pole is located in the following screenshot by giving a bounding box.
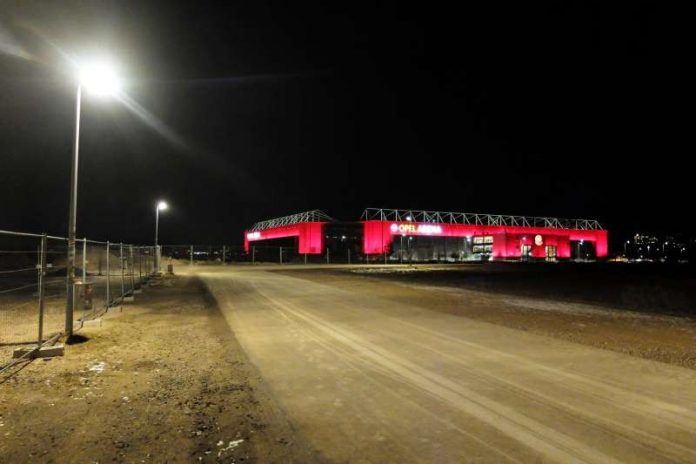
[65,61,120,338]
[155,201,168,272]
[65,84,81,339]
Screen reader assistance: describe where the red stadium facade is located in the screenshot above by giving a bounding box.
[244,208,608,261]
[244,210,331,255]
[244,222,326,254]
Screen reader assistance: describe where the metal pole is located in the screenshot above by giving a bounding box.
[138,247,142,284]
[65,84,81,338]
[37,234,47,345]
[82,238,87,321]
[222,245,226,265]
[326,248,330,264]
[190,245,193,266]
[82,238,87,283]
[106,241,110,308]
[252,246,255,264]
[279,246,283,264]
[348,248,351,265]
[155,206,160,273]
[129,245,135,293]
[120,243,125,300]
[304,253,307,265]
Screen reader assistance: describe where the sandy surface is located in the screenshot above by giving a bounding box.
[4,264,696,463]
[195,265,696,464]
[283,266,696,371]
[0,275,322,463]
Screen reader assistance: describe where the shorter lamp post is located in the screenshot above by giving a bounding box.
[154,200,168,272]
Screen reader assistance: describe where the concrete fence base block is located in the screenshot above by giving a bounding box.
[133,289,142,294]
[107,306,122,314]
[13,344,65,359]
[82,318,102,328]
[123,296,135,302]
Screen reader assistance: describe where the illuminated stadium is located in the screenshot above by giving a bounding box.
[244,208,608,262]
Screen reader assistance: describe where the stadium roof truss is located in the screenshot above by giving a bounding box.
[250,210,334,231]
[361,208,603,231]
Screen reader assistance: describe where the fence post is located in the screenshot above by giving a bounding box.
[326,248,330,264]
[82,238,87,322]
[120,243,125,300]
[82,238,87,283]
[138,247,142,284]
[190,245,194,266]
[348,248,351,265]
[129,245,135,294]
[222,245,226,265]
[279,246,283,264]
[304,253,307,265]
[37,234,47,345]
[252,246,255,264]
[106,241,111,308]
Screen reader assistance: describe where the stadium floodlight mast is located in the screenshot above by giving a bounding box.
[154,201,168,272]
[65,60,121,338]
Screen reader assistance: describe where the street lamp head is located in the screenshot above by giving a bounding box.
[157,201,168,211]
[78,61,120,97]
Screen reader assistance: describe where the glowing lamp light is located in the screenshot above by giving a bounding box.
[78,61,121,97]
[157,201,168,211]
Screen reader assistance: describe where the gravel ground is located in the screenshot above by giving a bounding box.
[0,275,322,463]
[280,266,696,370]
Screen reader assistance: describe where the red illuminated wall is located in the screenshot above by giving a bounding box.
[244,222,326,254]
[362,220,608,259]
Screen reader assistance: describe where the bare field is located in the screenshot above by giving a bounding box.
[345,262,696,316]
[0,275,322,464]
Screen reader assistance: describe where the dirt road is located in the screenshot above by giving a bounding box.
[195,265,696,464]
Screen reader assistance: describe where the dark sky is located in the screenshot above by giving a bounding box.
[0,2,688,246]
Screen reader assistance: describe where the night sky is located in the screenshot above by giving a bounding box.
[0,2,688,247]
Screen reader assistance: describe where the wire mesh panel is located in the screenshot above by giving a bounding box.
[161,244,377,265]
[43,237,68,339]
[162,245,252,265]
[0,232,42,349]
[1,229,158,366]
[78,241,110,322]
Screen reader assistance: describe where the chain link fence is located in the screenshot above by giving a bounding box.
[161,244,398,266]
[1,229,156,366]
